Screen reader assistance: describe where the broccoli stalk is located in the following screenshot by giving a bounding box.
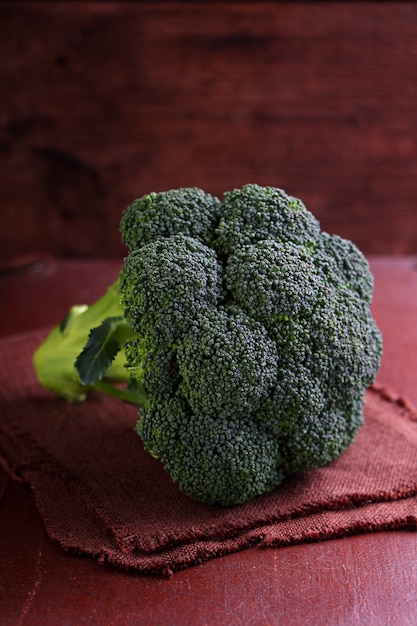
[33,185,382,506]
[33,280,147,405]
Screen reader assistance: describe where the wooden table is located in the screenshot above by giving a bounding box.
[1,256,417,625]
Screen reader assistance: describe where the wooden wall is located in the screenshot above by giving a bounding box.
[1,1,417,261]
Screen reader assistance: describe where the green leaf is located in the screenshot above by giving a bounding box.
[75,316,126,385]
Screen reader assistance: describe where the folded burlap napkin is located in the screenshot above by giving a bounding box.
[1,330,416,576]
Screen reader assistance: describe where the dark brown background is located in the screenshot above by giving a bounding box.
[1,1,417,263]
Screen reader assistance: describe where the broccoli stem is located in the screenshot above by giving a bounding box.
[33,280,147,405]
[92,380,147,405]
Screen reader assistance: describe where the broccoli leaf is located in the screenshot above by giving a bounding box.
[75,316,130,385]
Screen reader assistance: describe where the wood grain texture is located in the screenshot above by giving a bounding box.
[1,1,417,260]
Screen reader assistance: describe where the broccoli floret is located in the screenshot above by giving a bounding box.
[137,395,284,506]
[119,234,223,343]
[315,232,374,302]
[125,339,181,399]
[225,240,330,327]
[176,306,279,419]
[120,187,221,251]
[33,184,382,506]
[215,184,321,255]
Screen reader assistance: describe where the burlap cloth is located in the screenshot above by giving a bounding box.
[1,330,416,576]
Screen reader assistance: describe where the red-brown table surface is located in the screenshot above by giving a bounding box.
[1,256,417,625]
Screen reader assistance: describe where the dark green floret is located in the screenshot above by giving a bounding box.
[33,183,382,506]
[225,240,330,326]
[119,234,223,343]
[137,396,284,506]
[177,306,279,419]
[120,187,221,251]
[215,184,321,255]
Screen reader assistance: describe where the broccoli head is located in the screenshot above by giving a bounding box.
[33,184,382,506]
